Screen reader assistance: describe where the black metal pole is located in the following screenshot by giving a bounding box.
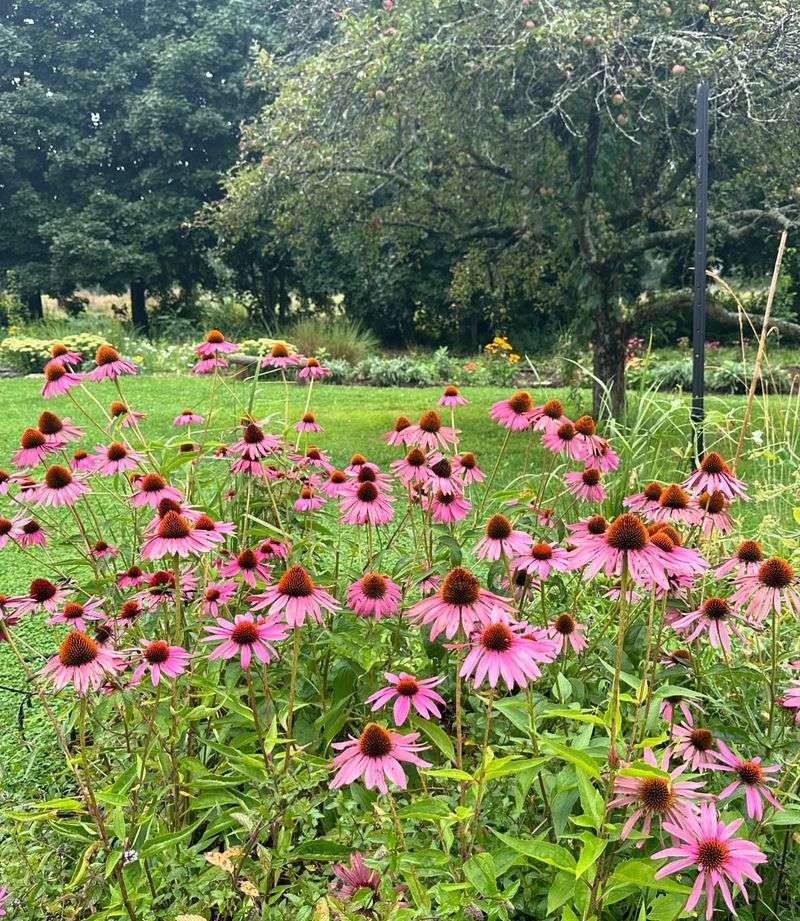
[691,79,709,460]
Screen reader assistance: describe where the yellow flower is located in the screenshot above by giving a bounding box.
[509,353,521,364]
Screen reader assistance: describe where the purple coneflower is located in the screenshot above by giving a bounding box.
[460,609,558,690]
[12,427,56,469]
[489,390,533,431]
[294,411,323,433]
[219,548,272,587]
[697,490,733,536]
[384,415,414,447]
[93,442,142,476]
[729,557,800,624]
[294,485,325,512]
[438,384,468,407]
[32,464,88,507]
[711,741,781,820]
[41,359,82,398]
[131,639,190,686]
[529,398,570,433]
[406,565,510,640]
[130,472,183,508]
[670,596,747,657]
[564,467,605,502]
[261,341,302,368]
[331,852,380,901]
[652,802,766,921]
[203,612,288,668]
[249,564,339,627]
[714,539,764,579]
[452,451,484,483]
[40,631,122,694]
[367,672,445,725]
[623,481,664,516]
[140,511,215,559]
[47,597,105,631]
[297,356,331,380]
[330,723,429,794]
[85,344,137,381]
[339,481,395,525]
[671,722,718,771]
[548,613,587,655]
[346,572,402,620]
[173,409,205,426]
[514,541,571,580]
[230,422,281,459]
[474,513,531,561]
[201,580,236,616]
[195,329,239,357]
[683,451,748,501]
[405,410,458,451]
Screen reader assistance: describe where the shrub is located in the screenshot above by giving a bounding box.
[0,333,108,373]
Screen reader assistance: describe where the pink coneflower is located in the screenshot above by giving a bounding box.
[40,631,122,694]
[423,455,462,495]
[340,481,395,526]
[715,539,764,579]
[461,609,558,690]
[259,538,289,561]
[14,514,46,546]
[548,613,587,655]
[0,885,7,916]
[646,528,708,580]
[489,390,534,431]
[542,421,583,460]
[330,724,430,794]
[331,853,380,901]
[652,802,766,920]
[38,410,84,447]
[671,723,718,771]
[219,548,271,587]
[41,359,82,398]
[0,469,9,494]
[583,437,620,472]
[683,452,748,501]
[452,451,484,484]
[367,672,445,725]
[571,415,606,460]
[0,517,14,549]
[391,447,432,486]
[249,564,339,627]
[12,427,56,469]
[85,344,137,381]
[130,472,183,508]
[344,453,378,477]
[729,557,800,624]
[697,490,733,536]
[426,489,471,524]
[406,565,510,640]
[193,355,228,374]
[346,572,402,620]
[230,422,281,459]
[297,356,331,380]
[780,680,800,724]
[711,741,781,820]
[671,596,746,656]
[70,449,94,471]
[229,454,266,477]
[47,597,105,631]
[93,442,142,476]
[438,384,468,407]
[117,564,147,588]
[567,512,674,590]
[405,410,458,451]
[660,694,699,727]
[290,444,332,471]
[319,469,348,497]
[564,467,605,502]
[173,409,205,426]
[612,748,709,842]
[651,484,703,526]
[261,341,302,369]
[50,342,82,366]
[13,578,68,615]
[530,398,570,433]
[294,411,323,433]
[201,579,237,615]
[188,513,234,547]
[90,539,118,559]
[660,646,694,670]
[140,511,215,560]
[294,485,325,512]
[117,598,144,627]
[203,612,288,668]
[195,329,239,357]
[474,514,531,561]
[31,464,88,507]
[131,639,190,686]
[515,541,572,580]
[108,400,146,429]
[624,481,664,516]
[384,415,414,447]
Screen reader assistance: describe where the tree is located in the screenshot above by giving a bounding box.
[220,0,800,415]
[0,0,279,325]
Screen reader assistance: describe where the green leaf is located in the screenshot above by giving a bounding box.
[491,695,531,734]
[542,741,601,779]
[607,859,690,897]
[463,852,499,898]
[768,806,800,826]
[138,819,204,859]
[413,717,455,764]
[492,830,576,874]
[575,831,607,878]
[290,839,352,861]
[542,707,608,727]
[483,755,549,780]
[423,768,473,782]
[396,797,453,821]
[547,871,576,915]
[653,684,705,701]
[618,760,670,780]
[576,771,604,831]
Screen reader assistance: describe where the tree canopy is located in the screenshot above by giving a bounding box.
[217,0,800,413]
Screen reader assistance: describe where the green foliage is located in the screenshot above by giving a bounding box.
[0,333,106,374]
[288,316,379,365]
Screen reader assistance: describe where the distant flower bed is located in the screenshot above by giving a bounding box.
[0,329,794,917]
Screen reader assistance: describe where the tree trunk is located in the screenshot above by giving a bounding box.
[278,272,290,327]
[130,279,149,334]
[591,273,626,420]
[25,290,43,320]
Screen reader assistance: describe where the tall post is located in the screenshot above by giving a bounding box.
[691,80,709,460]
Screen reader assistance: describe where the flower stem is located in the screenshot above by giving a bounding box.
[283,626,301,773]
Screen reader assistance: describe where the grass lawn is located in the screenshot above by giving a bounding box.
[1,373,798,798]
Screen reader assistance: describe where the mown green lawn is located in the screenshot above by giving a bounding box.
[0,373,798,798]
